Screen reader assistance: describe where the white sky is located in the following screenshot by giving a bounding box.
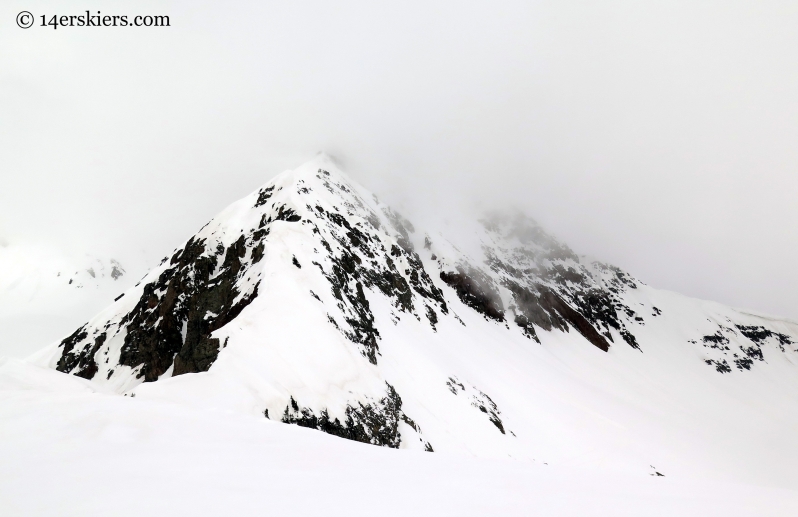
[1,0,797,319]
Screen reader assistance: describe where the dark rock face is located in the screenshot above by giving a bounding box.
[736,325,794,350]
[55,326,88,374]
[538,286,611,352]
[55,231,263,382]
[254,186,274,207]
[118,235,261,381]
[705,358,733,374]
[440,267,504,323]
[472,389,505,434]
[473,213,640,351]
[695,322,794,373]
[447,376,507,434]
[282,384,404,448]
[505,281,611,351]
[702,332,730,347]
[734,356,754,370]
[56,326,106,380]
[506,281,567,340]
[304,168,448,364]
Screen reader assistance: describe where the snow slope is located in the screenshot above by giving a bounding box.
[26,154,798,497]
[3,358,798,517]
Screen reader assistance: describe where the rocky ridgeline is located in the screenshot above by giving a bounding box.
[432,212,642,351]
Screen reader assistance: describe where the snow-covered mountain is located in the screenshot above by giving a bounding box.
[0,242,129,358]
[31,155,798,485]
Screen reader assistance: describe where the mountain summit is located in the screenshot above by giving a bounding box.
[33,156,798,476]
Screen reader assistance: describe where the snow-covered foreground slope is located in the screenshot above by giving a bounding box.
[15,154,798,509]
[3,358,798,517]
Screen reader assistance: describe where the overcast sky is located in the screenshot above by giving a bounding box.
[1,0,797,319]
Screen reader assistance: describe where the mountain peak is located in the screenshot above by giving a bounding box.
[33,157,798,460]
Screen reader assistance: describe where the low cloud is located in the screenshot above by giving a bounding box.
[1,0,796,318]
